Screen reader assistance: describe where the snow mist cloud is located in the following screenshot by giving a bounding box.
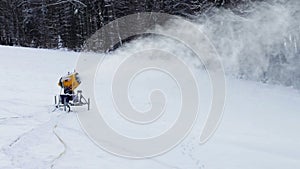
[114,0,300,89]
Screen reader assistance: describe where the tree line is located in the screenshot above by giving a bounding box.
[0,0,243,51]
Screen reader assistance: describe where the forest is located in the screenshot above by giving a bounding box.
[0,0,247,51]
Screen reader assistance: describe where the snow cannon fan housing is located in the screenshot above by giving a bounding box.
[58,72,81,92]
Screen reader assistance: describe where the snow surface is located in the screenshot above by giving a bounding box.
[0,45,300,169]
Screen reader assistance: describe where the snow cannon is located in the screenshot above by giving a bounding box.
[54,71,90,112]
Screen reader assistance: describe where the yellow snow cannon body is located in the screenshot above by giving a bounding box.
[58,72,81,92]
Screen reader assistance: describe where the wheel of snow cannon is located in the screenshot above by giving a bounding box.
[63,97,67,111]
[63,97,70,112]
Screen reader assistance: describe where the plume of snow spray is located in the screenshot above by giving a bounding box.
[116,0,300,89]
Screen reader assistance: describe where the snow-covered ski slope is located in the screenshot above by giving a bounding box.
[0,45,300,169]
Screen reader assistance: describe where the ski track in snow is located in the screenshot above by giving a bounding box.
[1,112,67,169]
[50,117,68,169]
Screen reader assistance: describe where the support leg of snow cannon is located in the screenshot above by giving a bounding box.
[77,90,90,111]
[77,90,83,103]
[88,98,90,111]
[51,95,59,112]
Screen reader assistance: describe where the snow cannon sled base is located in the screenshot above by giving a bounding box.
[54,90,90,112]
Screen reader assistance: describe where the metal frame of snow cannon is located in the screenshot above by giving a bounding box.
[54,90,90,112]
